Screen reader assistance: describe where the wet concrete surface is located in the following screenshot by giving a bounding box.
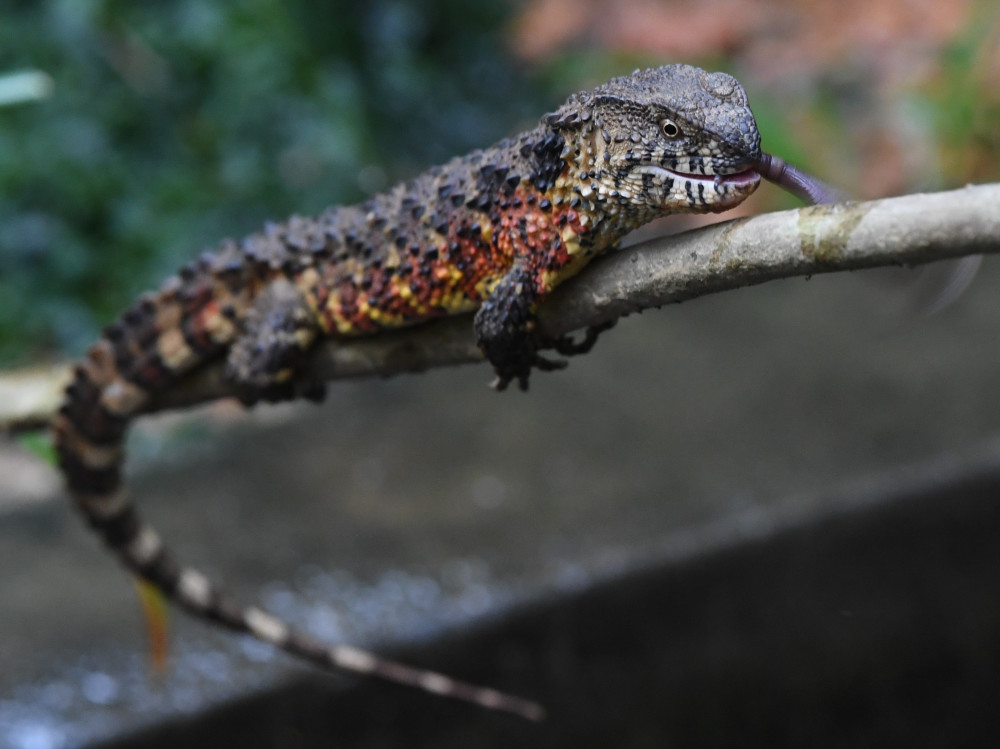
[4,255,1000,747]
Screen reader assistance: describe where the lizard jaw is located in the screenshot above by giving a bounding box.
[664,166,760,190]
[633,165,761,210]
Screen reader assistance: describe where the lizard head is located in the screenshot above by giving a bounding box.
[545,65,762,218]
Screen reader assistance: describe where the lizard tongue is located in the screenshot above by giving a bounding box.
[754,152,848,205]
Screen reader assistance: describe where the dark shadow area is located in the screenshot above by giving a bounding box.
[90,464,1000,748]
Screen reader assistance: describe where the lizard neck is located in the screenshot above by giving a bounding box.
[480,122,666,251]
[549,125,678,252]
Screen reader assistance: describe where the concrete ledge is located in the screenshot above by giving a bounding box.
[88,453,1000,748]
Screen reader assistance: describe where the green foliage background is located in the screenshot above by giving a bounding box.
[0,0,551,364]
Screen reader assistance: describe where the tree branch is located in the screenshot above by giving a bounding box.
[3,183,999,431]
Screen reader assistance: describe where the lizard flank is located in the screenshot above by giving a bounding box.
[54,65,762,719]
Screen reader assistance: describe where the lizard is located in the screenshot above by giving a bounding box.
[54,64,771,720]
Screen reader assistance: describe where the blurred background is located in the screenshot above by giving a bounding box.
[1,0,998,365]
[2,2,1000,748]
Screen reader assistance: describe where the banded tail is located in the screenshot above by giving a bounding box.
[52,265,543,721]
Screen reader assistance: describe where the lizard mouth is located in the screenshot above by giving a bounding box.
[633,165,760,209]
[663,166,760,190]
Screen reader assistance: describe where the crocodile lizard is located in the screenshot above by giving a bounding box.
[54,65,766,719]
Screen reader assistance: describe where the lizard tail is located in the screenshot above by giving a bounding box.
[53,276,543,721]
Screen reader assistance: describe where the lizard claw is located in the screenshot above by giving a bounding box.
[531,353,568,372]
[549,321,616,356]
[488,375,508,392]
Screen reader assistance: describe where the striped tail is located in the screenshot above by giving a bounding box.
[53,283,544,721]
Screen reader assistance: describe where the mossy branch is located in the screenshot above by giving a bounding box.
[3,183,998,432]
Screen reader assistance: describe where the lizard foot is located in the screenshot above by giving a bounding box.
[489,321,617,390]
[549,320,617,357]
[489,352,567,392]
[224,278,321,406]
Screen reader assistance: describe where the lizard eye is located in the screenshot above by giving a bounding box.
[660,119,682,138]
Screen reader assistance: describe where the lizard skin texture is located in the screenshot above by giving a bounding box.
[53,65,762,718]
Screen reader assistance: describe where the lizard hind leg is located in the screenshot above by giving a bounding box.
[225,277,326,405]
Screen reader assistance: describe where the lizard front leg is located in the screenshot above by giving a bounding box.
[473,264,553,391]
[474,260,612,391]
